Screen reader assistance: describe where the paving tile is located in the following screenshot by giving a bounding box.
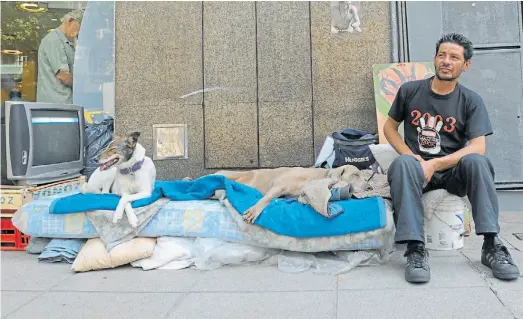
[460,212,522,250]
[1,254,73,291]
[463,232,521,251]
[462,233,487,250]
[52,265,202,293]
[499,211,523,251]
[496,289,523,319]
[389,246,463,260]
[170,291,335,319]
[338,287,513,319]
[1,291,42,317]
[338,253,486,290]
[461,249,523,290]
[4,292,181,319]
[0,252,31,262]
[190,265,336,292]
[500,233,523,251]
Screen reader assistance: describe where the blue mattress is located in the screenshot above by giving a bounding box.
[49,176,387,238]
[13,191,242,242]
[12,191,393,251]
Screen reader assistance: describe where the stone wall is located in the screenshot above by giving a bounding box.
[115,1,391,179]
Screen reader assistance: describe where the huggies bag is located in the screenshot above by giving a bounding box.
[330,129,378,170]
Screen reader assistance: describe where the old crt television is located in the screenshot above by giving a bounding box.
[1,101,85,186]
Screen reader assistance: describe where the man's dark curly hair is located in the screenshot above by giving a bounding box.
[435,33,474,61]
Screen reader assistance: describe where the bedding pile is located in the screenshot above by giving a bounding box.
[11,171,396,274]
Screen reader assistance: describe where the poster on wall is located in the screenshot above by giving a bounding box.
[331,1,362,34]
[372,62,435,144]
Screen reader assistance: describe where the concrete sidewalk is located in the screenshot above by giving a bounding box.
[2,211,522,319]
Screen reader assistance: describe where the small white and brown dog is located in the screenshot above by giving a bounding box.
[95,131,156,228]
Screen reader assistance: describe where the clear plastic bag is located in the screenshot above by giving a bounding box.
[130,219,395,275]
[277,251,316,273]
[277,249,393,276]
[189,229,395,274]
[277,221,396,275]
[192,238,280,271]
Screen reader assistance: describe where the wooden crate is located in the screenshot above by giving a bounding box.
[0,176,85,251]
[0,176,85,214]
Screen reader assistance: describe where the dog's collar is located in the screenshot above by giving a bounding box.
[120,159,145,175]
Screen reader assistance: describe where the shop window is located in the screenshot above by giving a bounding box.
[1,1,115,115]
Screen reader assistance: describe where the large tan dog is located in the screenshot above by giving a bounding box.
[214,165,371,223]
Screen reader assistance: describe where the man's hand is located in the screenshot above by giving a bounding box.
[56,70,73,87]
[433,136,487,171]
[420,159,439,185]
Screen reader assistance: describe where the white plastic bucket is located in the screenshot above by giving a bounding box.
[423,191,466,251]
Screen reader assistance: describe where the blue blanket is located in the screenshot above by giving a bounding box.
[49,175,386,238]
[38,239,86,263]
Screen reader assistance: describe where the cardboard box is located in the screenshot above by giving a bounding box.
[0,176,85,213]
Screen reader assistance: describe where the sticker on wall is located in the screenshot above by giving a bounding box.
[331,1,362,34]
[153,124,188,160]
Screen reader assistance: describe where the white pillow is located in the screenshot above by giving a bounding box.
[71,237,156,272]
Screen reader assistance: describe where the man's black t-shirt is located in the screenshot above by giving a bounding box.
[388,76,493,161]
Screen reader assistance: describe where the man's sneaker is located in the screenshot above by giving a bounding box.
[481,237,520,280]
[404,242,430,283]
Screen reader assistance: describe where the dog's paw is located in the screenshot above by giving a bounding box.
[243,207,261,224]
[112,212,123,224]
[127,213,138,228]
[113,203,125,224]
[125,205,138,228]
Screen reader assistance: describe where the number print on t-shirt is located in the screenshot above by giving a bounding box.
[411,110,456,155]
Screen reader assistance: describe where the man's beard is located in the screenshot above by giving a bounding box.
[435,70,459,82]
[435,65,460,82]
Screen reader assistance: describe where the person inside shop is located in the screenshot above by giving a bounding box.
[36,8,84,104]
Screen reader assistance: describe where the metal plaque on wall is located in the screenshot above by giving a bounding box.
[152,124,188,160]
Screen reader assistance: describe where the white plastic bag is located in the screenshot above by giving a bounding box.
[131,237,195,270]
[277,249,392,275]
[192,238,279,270]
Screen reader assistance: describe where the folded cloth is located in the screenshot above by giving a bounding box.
[38,239,87,263]
[50,175,387,238]
[49,187,164,214]
[86,198,169,251]
[353,170,391,199]
[25,237,52,254]
[297,178,351,218]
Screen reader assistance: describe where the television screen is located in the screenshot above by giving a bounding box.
[31,109,81,166]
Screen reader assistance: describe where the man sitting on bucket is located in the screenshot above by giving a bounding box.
[384,32,520,283]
